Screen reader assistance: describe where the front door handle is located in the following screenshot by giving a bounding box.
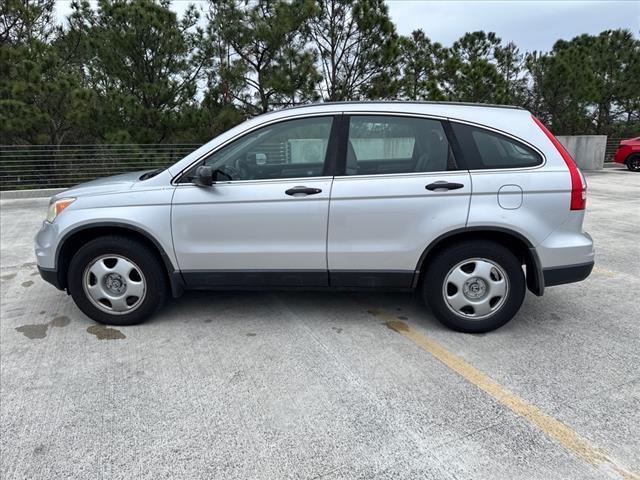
[426,181,464,191]
[285,186,322,196]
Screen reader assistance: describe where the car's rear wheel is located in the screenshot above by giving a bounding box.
[626,154,640,172]
[422,241,526,333]
[68,235,167,326]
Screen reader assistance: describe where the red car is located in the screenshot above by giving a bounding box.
[614,137,640,171]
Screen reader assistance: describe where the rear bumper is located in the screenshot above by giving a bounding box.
[536,211,595,270]
[543,261,594,287]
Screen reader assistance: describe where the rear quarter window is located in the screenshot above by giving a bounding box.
[451,122,543,169]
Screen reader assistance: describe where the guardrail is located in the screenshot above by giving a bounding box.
[0,144,200,191]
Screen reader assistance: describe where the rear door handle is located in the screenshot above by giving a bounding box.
[285,186,322,196]
[426,181,464,191]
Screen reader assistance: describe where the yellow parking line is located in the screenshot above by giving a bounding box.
[592,266,617,278]
[371,310,638,480]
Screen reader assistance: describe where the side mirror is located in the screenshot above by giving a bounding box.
[193,165,213,187]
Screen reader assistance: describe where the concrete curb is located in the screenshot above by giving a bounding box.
[1,188,65,200]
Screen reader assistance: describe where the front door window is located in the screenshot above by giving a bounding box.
[189,117,333,182]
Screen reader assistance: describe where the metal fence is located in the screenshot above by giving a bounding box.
[604,137,622,163]
[0,144,201,191]
[0,136,628,191]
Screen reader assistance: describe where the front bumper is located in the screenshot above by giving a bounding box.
[35,220,59,269]
[543,261,594,287]
[35,219,65,290]
[38,266,64,290]
[613,147,629,164]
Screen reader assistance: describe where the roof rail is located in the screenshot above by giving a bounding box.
[281,100,525,111]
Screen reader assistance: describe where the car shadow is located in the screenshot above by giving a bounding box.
[154,288,446,331]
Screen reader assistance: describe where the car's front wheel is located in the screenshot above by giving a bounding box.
[67,235,168,326]
[422,241,526,333]
[626,154,640,172]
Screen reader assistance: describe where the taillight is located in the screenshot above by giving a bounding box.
[532,115,586,210]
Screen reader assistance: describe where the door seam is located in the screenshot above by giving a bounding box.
[325,176,335,276]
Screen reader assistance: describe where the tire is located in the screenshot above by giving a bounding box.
[626,154,640,172]
[67,235,168,326]
[422,240,526,333]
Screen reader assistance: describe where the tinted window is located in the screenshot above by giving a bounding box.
[345,116,456,175]
[451,122,542,169]
[187,117,333,182]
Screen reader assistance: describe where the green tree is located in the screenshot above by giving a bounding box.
[2,0,639,147]
[0,0,55,45]
[178,95,246,144]
[587,30,640,133]
[524,30,640,135]
[206,0,320,115]
[523,51,548,121]
[494,41,527,105]
[524,44,593,134]
[309,0,399,101]
[1,43,93,145]
[0,0,93,145]
[397,29,446,100]
[63,0,207,143]
[442,31,505,104]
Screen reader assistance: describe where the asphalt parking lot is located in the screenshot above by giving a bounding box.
[1,166,638,480]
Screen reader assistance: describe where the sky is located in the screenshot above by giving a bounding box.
[54,0,640,53]
[387,0,640,52]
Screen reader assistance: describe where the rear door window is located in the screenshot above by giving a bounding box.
[451,122,542,169]
[344,116,457,175]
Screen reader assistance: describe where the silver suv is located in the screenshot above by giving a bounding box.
[35,102,595,333]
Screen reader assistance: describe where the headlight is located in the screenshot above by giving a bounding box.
[46,198,75,223]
